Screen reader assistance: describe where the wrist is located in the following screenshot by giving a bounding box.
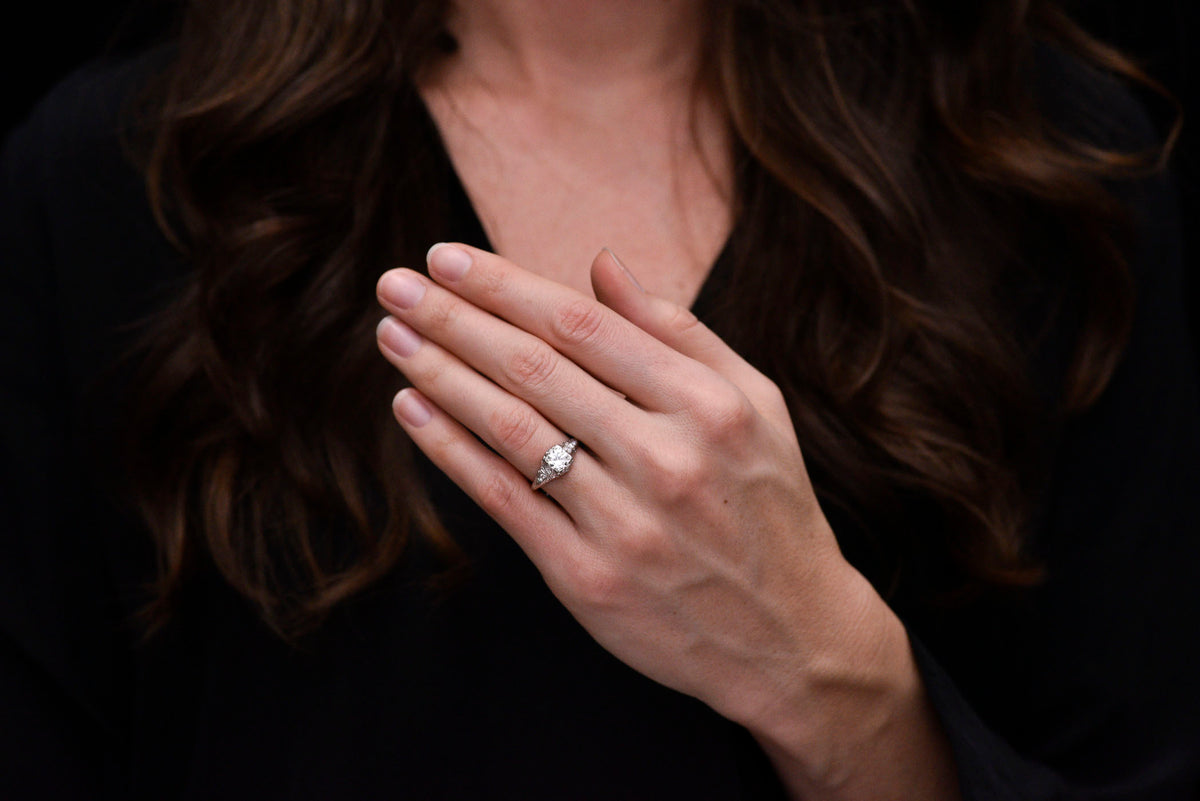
[739,566,960,800]
[747,567,906,772]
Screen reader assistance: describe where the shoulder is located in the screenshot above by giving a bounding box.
[3,46,175,257]
[3,43,179,247]
[6,46,173,178]
[2,47,184,390]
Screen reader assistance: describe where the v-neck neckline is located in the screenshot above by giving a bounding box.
[409,88,735,325]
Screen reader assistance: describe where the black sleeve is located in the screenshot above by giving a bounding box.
[0,62,154,799]
[1,98,104,800]
[908,62,1200,800]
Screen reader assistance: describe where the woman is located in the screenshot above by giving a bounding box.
[2,0,1197,798]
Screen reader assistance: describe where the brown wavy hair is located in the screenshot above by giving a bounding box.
[125,0,1169,636]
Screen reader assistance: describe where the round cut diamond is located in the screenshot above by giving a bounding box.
[544,445,572,473]
[531,438,579,490]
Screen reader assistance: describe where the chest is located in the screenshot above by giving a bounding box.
[421,90,732,308]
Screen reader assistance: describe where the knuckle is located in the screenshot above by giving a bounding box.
[641,445,707,499]
[760,380,787,410]
[696,389,756,439]
[406,422,457,463]
[759,380,791,418]
[407,354,445,388]
[551,298,608,347]
[423,294,460,331]
[570,556,624,607]
[505,342,560,390]
[478,264,509,297]
[488,405,542,456]
[664,303,702,339]
[476,470,524,517]
[616,526,671,565]
[432,429,459,457]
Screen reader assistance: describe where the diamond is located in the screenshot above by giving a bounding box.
[544,445,572,473]
[531,438,579,490]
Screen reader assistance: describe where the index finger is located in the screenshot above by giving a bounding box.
[423,243,717,413]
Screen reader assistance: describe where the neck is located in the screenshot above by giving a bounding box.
[442,0,711,98]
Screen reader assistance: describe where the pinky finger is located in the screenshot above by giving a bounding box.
[392,387,578,568]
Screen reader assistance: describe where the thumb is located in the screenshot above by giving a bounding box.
[590,248,767,396]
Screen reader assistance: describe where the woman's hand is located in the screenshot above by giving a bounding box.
[375,244,959,800]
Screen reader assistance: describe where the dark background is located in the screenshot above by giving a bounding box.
[3,1,1197,361]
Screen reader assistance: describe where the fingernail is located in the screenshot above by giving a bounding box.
[377,316,421,357]
[379,270,426,309]
[394,388,433,427]
[427,243,472,281]
[604,246,643,292]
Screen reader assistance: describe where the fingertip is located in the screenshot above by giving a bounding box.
[377,316,421,358]
[600,247,643,292]
[393,387,433,427]
[591,247,643,311]
[375,314,393,343]
[427,242,473,281]
[426,242,450,263]
[376,267,399,301]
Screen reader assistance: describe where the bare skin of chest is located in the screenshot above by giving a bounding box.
[419,81,732,309]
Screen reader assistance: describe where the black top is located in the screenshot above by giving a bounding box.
[2,50,1199,800]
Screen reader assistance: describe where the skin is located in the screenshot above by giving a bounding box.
[375,245,960,800]
[418,0,731,305]
[377,1,962,797]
